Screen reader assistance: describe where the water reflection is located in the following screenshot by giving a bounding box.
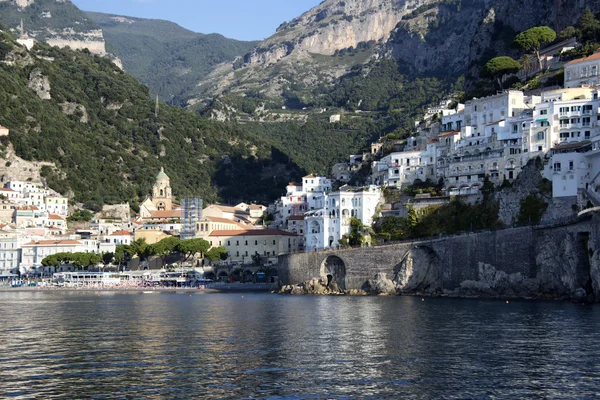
[0,293,599,398]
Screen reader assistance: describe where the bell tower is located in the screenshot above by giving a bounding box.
[151,167,172,211]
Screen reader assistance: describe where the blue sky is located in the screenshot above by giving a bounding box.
[72,0,322,41]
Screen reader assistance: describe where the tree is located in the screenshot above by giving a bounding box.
[521,54,535,79]
[176,238,210,265]
[251,253,262,266]
[348,217,365,247]
[102,252,114,267]
[481,56,522,89]
[514,26,557,71]
[150,236,180,268]
[577,8,600,42]
[205,246,228,263]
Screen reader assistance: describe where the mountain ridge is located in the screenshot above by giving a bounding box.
[85,11,258,104]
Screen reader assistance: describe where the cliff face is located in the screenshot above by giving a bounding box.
[244,0,432,66]
[388,0,600,77]
[0,0,107,55]
[196,0,600,105]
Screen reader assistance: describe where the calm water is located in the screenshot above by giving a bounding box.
[1,292,600,399]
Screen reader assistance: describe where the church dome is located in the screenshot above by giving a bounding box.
[155,167,169,182]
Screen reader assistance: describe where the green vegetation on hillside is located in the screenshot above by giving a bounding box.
[86,12,258,104]
[0,34,301,207]
[0,0,99,37]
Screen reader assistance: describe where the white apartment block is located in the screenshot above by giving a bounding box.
[21,239,99,273]
[45,196,69,216]
[565,51,600,89]
[0,232,20,274]
[304,185,382,251]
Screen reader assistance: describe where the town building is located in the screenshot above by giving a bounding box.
[564,51,600,88]
[208,229,300,264]
[139,167,175,218]
[304,185,382,251]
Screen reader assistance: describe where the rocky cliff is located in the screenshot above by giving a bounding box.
[388,0,600,78]
[195,0,600,106]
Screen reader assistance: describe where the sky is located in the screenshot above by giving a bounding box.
[72,0,323,41]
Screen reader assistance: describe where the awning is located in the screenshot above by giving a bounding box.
[536,118,548,122]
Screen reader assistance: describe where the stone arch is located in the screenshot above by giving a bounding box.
[309,221,321,234]
[218,271,229,281]
[393,246,442,294]
[320,255,347,290]
[204,272,215,280]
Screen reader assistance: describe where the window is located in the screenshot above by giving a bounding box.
[254,240,258,246]
[554,162,561,172]
[236,240,239,246]
[537,131,545,141]
[513,125,518,133]
[245,240,248,246]
[273,240,276,245]
[585,131,591,138]
[227,241,230,246]
[541,121,550,127]
[540,109,548,115]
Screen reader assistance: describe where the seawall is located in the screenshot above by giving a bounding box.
[279,213,600,301]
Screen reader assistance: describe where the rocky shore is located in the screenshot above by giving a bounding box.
[279,272,596,303]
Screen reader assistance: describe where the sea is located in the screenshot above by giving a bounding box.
[1,292,599,399]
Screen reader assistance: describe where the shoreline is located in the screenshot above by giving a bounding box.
[0,283,275,294]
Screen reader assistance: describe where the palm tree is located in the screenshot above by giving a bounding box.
[522,54,535,79]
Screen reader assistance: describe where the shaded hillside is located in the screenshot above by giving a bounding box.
[0,26,302,208]
[86,11,258,104]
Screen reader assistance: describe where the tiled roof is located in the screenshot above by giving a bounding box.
[204,216,247,228]
[303,174,316,179]
[48,214,64,220]
[0,188,14,192]
[209,229,298,237]
[110,230,133,236]
[149,210,181,219]
[287,215,305,221]
[566,51,600,66]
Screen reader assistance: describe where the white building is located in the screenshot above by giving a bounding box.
[21,239,99,273]
[304,185,382,251]
[564,51,600,88]
[546,141,592,198]
[0,231,20,274]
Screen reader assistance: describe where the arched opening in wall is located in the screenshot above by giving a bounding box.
[328,236,334,247]
[321,255,346,290]
[310,221,321,234]
[244,269,254,282]
[160,189,164,197]
[157,202,166,211]
[393,246,442,294]
[218,271,229,282]
[204,272,215,280]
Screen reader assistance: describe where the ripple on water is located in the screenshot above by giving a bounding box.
[0,294,600,398]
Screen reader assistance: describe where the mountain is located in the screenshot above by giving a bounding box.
[0,0,106,54]
[85,11,258,104]
[0,24,303,209]
[193,0,600,107]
